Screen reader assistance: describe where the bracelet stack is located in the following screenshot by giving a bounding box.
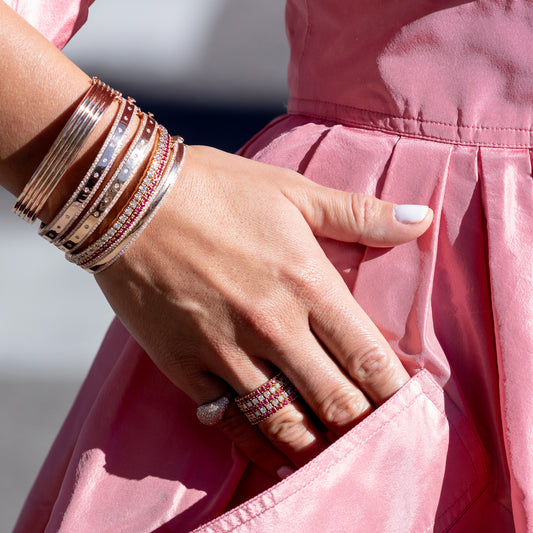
[12,77,187,274]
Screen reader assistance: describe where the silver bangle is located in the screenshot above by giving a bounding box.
[70,127,171,266]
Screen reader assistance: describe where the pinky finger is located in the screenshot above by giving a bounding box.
[217,403,297,480]
[189,372,296,481]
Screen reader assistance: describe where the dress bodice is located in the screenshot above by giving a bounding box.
[286,0,533,146]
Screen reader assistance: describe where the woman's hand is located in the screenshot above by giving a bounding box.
[95,145,432,478]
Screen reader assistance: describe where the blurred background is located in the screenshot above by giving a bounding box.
[0,1,289,529]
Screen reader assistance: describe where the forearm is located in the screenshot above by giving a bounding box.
[0,1,119,222]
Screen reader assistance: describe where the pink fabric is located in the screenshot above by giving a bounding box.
[5,0,93,49]
[13,0,533,531]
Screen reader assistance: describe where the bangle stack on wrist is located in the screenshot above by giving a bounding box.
[12,77,187,274]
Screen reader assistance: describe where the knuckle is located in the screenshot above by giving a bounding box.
[281,259,324,302]
[319,387,370,427]
[157,348,197,378]
[348,344,396,386]
[350,194,378,237]
[239,303,286,343]
[237,262,324,340]
[260,408,309,448]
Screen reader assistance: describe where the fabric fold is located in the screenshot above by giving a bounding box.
[479,147,533,532]
[5,0,94,49]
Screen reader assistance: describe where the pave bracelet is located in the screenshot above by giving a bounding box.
[12,76,188,274]
[58,112,156,252]
[81,139,186,274]
[38,97,136,244]
[68,126,172,267]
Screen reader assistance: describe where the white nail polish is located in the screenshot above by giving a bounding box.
[393,204,429,224]
[277,466,296,479]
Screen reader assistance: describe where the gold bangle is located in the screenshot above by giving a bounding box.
[39,97,136,243]
[13,78,119,223]
[70,126,171,266]
[58,112,157,252]
[83,139,186,274]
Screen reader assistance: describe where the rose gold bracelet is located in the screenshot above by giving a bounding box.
[83,140,186,274]
[70,128,172,267]
[78,133,177,270]
[13,78,119,223]
[39,97,136,243]
[58,113,156,252]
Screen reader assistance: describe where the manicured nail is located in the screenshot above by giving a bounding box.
[394,204,429,224]
[277,466,296,479]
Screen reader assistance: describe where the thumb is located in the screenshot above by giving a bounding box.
[283,180,433,247]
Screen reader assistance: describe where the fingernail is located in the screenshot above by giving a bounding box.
[394,204,429,224]
[277,466,296,479]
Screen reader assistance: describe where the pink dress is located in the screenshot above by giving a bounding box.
[10,0,533,531]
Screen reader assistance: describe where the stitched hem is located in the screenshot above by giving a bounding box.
[288,97,533,148]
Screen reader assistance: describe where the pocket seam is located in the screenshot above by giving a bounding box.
[195,374,429,532]
[195,369,488,533]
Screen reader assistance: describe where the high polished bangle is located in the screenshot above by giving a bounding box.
[13,78,119,223]
[82,140,186,274]
[58,112,156,252]
[69,127,171,266]
[39,97,136,244]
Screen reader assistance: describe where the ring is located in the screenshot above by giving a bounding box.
[196,395,230,426]
[235,373,299,425]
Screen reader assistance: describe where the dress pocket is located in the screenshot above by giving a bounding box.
[192,369,490,533]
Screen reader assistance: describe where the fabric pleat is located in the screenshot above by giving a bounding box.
[479,148,533,529]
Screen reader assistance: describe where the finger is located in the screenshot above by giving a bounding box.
[280,174,433,247]
[273,329,375,438]
[217,403,298,479]
[223,364,331,467]
[186,371,296,480]
[309,265,410,405]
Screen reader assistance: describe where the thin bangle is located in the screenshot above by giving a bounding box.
[39,97,136,243]
[84,140,186,274]
[18,81,118,222]
[13,78,119,223]
[58,113,156,252]
[72,129,172,267]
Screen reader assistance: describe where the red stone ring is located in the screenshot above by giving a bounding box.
[235,373,299,425]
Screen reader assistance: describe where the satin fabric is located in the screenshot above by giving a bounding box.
[4,0,93,49]
[12,0,533,531]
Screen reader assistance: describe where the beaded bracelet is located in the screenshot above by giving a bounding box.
[69,126,171,267]
[13,78,119,223]
[39,97,136,243]
[82,139,186,274]
[58,113,156,252]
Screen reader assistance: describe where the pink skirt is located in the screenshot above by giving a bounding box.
[14,112,532,531]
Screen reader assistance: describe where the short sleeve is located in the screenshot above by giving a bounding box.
[4,0,94,49]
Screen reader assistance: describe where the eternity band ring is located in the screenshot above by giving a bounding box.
[235,373,299,425]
